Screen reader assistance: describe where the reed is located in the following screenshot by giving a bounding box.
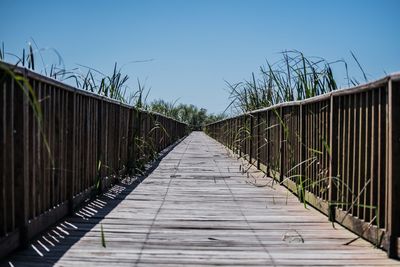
[226,50,367,113]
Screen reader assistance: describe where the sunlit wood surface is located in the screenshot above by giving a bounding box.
[2,132,398,266]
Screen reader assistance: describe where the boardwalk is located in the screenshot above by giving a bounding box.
[2,132,398,266]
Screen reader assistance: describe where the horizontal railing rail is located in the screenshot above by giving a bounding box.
[204,73,400,259]
[0,62,188,258]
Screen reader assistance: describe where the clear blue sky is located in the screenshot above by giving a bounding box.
[1,0,399,114]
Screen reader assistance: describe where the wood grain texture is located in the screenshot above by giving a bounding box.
[1,132,398,266]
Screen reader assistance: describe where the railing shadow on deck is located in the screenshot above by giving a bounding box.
[0,136,186,267]
[0,62,188,260]
[204,73,400,259]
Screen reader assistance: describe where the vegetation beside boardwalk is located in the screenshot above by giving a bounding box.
[225,50,368,113]
[0,41,225,129]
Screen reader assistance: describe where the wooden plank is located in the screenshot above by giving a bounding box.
[37,80,43,216]
[328,95,337,220]
[342,96,349,211]
[13,69,30,247]
[44,82,50,213]
[364,91,371,222]
[67,90,75,215]
[351,94,357,215]
[335,97,341,204]
[7,74,15,232]
[370,89,377,224]
[0,70,6,237]
[386,80,400,258]
[378,86,386,229]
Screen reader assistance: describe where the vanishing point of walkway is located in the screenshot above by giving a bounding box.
[2,132,398,266]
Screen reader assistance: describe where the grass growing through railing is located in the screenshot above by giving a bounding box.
[213,101,384,247]
[0,61,53,167]
[213,47,381,244]
[226,50,367,113]
[0,40,150,105]
[218,115,383,246]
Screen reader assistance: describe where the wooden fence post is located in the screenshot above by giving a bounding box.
[96,99,105,192]
[279,107,285,182]
[300,104,307,193]
[256,112,261,169]
[133,109,141,172]
[386,79,400,259]
[328,94,338,222]
[14,69,30,247]
[249,114,253,164]
[66,89,76,215]
[126,108,134,174]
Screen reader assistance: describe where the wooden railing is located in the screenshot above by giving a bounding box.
[205,74,400,259]
[0,62,187,258]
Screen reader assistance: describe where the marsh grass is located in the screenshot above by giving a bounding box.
[0,62,54,167]
[226,50,367,113]
[100,224,106,248]
[0,41,174,178]
[0,40,152,106]
[131,115,173,175]
[0,42,4,60]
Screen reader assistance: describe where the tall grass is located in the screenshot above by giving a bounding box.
[0,61,53,165]
[0,40,149,106]
[1,40,226,130]
[226,50,367,113]
[1,41,186,183]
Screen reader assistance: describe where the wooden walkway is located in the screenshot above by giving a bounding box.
[1,132,398,266]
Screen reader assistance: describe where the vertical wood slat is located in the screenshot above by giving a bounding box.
[386,80,399,258]
[306,104,311,188]
[370,89,378,224]
[350,94,356,214]
[325,100,329,200]
[311,102,316,195]
[76,95,81,193]
[1,73,16,233]
[378,86,386,228]
[279,107,285,182]
[357,92,365,219]
[364,91,371,221]
[8,74,15,231]
[14,69,30,246]
[43,82,49,212]
[336,96,342,206]
[37,81,43,215]
[51,84,56,209]
[329,94,338,220]
[317,101,322,198]
[28,79,35,218]
[342,96,347,210]
[299,104,304,194]
[0,71,6,236]
[67,89,75,215]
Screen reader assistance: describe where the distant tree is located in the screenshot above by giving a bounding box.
[148,100,226,129]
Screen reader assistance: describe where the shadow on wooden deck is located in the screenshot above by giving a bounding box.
[1,132,398,266]
[0,138,186,267]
